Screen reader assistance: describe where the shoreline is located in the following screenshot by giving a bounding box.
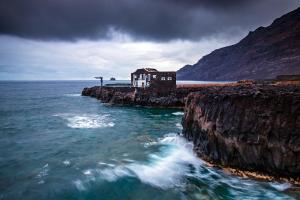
[81,82,240,108]
[201,157,300,187]
[82,82,300,186]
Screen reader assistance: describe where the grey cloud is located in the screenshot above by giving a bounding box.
[0,0,299,41]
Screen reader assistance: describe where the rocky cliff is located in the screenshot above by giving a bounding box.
[82,86,208,108]
[177,7,300,81]
[182,84,300,179]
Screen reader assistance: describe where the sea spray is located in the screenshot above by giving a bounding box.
[53,113,115,128]
[75,134,293,199]
[77,134,202,189]
[127,134,201,188]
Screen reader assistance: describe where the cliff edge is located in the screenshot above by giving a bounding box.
[81,86,208,108]
[182,84,300,180]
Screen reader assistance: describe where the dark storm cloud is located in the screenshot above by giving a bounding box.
[0,0,299,41]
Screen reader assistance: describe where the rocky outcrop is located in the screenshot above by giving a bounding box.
[182,85,300,179]
[82,86,136,105]
[177,7,300,81]
[82,86,208,108]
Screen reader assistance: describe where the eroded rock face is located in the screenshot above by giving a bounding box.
[182,85,300,178]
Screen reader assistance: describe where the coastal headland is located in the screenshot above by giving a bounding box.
[81,84,216,108]
[82,82,300,184]
[81,82,242,108]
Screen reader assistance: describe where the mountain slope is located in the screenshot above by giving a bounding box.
[177,7,300,81]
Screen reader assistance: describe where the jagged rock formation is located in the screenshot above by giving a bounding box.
[182,84,300,179]
[177,7,300,81]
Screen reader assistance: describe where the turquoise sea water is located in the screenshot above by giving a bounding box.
[0,81,299,200]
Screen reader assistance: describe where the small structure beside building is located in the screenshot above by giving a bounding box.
[131,68,176,90]
[94,76,103,87]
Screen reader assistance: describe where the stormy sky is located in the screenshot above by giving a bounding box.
[0,0,299,80]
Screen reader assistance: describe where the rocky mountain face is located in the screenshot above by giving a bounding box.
[177,7,300,81]
[182,85,300,179]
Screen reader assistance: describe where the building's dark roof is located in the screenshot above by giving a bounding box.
[156,71,176,73]
[144,68,158,72]
[132,68,157,74]
[132,68,177,74]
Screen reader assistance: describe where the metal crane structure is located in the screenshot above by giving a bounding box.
[94,76,103,87]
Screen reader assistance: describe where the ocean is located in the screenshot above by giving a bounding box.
[0,81,299,200]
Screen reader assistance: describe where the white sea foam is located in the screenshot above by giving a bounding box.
[144,141,158,147]
[83,169,92,175]
[63,160,71,166]
[37,164,49,178]
[71,134,296,198]
[64,93,81,97]
[78,134,283,193]
[175,123,183,130]
[73,134,199,189]
[122,159,135,163]
[98,162,115,167]
[172,112,184,116]
[269,182,291,191]
[74,180,86,191]
[54,113,115,129]
[98,167,132,182]
[127,134,201,188]
[36,163,49,184]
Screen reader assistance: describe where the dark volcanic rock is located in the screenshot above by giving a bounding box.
[177,7,300,81]
[82,86,136,105]
[82,86,205,108]
[182,85,300,178]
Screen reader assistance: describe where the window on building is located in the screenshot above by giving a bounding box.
[167,77,172,80]
[153,75,157,79]
[161,77,166,80]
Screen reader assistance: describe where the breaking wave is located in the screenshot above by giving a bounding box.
[127,133,200,188]
[73,134,294,199]
[54,113,115,128]
[172,112,184,116]
[75,134,201,189]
